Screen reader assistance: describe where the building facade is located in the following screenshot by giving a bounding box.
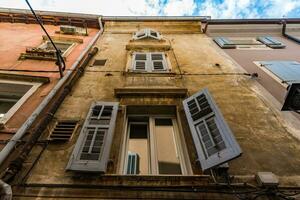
[0,10,299,200]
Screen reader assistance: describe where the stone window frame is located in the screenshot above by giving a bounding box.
[129,51,171,73]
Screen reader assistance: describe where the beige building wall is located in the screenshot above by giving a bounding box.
[13,20,300,198]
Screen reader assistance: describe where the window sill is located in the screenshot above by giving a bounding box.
[124,71,176,76]
[114,87,188,98]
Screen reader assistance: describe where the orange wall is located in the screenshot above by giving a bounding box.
[0,22,98,146]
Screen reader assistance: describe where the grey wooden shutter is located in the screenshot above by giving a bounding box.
[151,53,167,71]
[213,37,236,49]
[259,61,300,84]
[134,29,147,40]
[183,89,242,171]
[66,102,119,172]
[134,53,147,71]
[148,29,160,40]
[257,36,285,49]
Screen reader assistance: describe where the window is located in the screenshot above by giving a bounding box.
[258,61,300,84]
[213,36,284,49]
[66,102,119,172]
[121,106,189,175]
[183,88,242,171]
[20,41,74,61]
[133,29,161,40]
[0,79,41,125]
[132,52,168,72]
[38,41,74,55]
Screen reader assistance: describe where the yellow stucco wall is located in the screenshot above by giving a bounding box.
[23,21,300,187]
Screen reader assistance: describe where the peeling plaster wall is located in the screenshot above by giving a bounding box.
[20,21,300,195]
[0,22,98,149]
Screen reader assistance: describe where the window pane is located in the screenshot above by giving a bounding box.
[154,118,182,175]
[0,83,32,117]
[45,42,72,53]
[127,123,149,174]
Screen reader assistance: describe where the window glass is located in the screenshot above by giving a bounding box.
[0,83,32,118]
[127,122,149,174]
[124,115,184,175]
[42,41,72,53]
[154,118,182,174]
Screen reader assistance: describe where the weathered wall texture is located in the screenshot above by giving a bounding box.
[0,22,98,148]
[15,21,300,198]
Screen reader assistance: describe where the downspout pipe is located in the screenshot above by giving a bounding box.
[2,46,99,182]
[0,22,103,168]
[282,20,300,44]
[0,180,12,200]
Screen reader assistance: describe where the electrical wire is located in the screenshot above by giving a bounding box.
[25,0,65,77]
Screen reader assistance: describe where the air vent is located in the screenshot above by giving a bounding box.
[60,25,77,34]
[281,83,300,111]
[93,59,107,66]
[49,121,78,142]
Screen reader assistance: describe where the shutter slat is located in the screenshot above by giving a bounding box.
[183,89,242,171]
[66,102,119,172]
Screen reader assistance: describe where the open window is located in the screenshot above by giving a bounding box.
[131,52,168,72]
[0,79,41,125]
[183,88,242,171]
[121,106,190,175]
[20,40,75,61]
[133,29,161,40]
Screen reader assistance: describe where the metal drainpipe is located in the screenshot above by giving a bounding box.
[0,19,103,168]
[0,180,12,200]
[2,46,99,182]
[282,20,300,44]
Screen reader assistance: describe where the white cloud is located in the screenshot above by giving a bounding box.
[198,0,300,19]
[198,0,255,19]
[263,0,300,18]
[163,0,196,16]
[0,0,299,18]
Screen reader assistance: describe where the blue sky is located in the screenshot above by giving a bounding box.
[0,0,300,19]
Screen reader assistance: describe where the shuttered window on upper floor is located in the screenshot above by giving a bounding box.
[66,102,119,172]
[183,88,242,171]
[259,61,300,84]
[214,36,285,49]
[133,29,161,40]
[132,52,168,72]
[257,36,285,49]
